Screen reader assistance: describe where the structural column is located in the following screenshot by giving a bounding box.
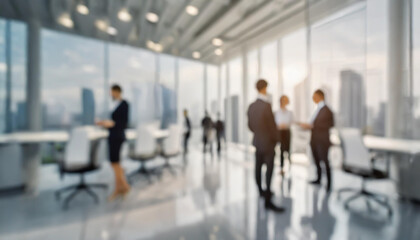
[277,39,283,96]
[386,0,409,138]
[104,43,109,117]
[24,20,42,194]
[217,65,222,114]
[225,61,231,142]
[241,47,249,149]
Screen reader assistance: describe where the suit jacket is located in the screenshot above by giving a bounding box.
[310,105,334,146]
[184,116,191,135]
[248,99,279,153]
[109,100,129,140]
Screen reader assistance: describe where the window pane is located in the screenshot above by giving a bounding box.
[0,20,5,133]
[228,57,242,143]
[207,64,218,116]
[261,41,279,110]
[11,21,27,132]
[42,30,104,130]
[179,59,203,127]
[109,45,156,127]
[159,54,177,127]
[413,0,420,138]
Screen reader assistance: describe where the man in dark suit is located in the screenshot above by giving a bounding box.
[248,79,284,212]
[299,89,334,191]
[214,113,225,156]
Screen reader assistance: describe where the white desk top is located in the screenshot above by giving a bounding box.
[0,128,169,144]
[332,134,420,156]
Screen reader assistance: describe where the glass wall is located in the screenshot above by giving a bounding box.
[413,0,420,138]
[247,49,258,105]
[206,64,218,117]
[42,30,105,130]
[109,44,156,127]
[0,19,27,133]
[159,54,177,128]
[179,59,203,127]
[311,5,366,130]
[260,41,279,110]
[282,29,308,123]
[0,20,5,133]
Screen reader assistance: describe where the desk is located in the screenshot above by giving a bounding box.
[0,128,169,194]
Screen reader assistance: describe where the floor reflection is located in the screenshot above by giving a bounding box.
[1,145,420,240]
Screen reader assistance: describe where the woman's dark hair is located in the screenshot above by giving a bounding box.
[111,84,122,93]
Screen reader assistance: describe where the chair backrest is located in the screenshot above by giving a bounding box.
[134,124,157,156]
[162,124,182,155]
[339,128,371,170]
[64,127,91,167]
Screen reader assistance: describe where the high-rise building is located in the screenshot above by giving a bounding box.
[82,88,95,125]
[339,70,366,128]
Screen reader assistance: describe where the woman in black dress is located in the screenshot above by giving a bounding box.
[96,84,130,201]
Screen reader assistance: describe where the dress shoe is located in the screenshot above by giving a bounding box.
[309,180,321,185]
[265,201,285,213]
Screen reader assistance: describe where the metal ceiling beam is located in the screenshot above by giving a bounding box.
[176,0,226,55]
[137,0,152,47]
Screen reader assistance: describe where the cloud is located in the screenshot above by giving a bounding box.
[0,62,7,72]
[129,57,142,69]
[82,64,97,73]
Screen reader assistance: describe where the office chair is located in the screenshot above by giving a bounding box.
[338,128,392,216]
[160,124,183,175]
[128,124,160,183]
[55,127,107,209]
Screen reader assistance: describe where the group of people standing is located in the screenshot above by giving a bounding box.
[182,109,226,156]
[248,79,334,212]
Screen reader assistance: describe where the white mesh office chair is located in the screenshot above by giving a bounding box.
[55,127,107,209]
[338,128,392,216]
[160,124,183,175]
[128,124,160,183]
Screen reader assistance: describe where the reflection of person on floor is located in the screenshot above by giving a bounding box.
[201,111,214,154]
[301,189,336,240]
[183,109,191,154]
[214,113,225,156]
[203,160,221,205]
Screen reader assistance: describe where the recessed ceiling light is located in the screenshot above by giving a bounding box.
[186,5,199,16]
[212,38,223,46]
[146,40,163,52]
[192,51,201,59]
[77,4,89,15]
[146,12,159,23]
[107,26,118,35]
[58,14,74,28]
[214,48,223,56]
[95,20,108,31]
[118,8,132,22]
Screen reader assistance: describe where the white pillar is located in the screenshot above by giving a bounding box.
[257,47,261,78]
[175,57,180,124]
[103,43,109,118]
[217,65,222,114]
[24,20,42,194]
[386,0,409,138]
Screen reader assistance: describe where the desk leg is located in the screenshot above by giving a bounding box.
[22,143,41,195]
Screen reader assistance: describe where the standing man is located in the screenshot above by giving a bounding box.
[214,113,225,156]
[275,95,293,176]
[183,109,191,154]
[299,89,334,192]
[248,79,284,212]
[201,111,214,154]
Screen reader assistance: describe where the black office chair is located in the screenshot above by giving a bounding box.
[338,128,392,216]
[55,127,107,209]
[128,125,161,183]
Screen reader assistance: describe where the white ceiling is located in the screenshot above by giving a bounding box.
[0,0,362,64]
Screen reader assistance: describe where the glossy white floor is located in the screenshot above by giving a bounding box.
[0,143,419,240]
